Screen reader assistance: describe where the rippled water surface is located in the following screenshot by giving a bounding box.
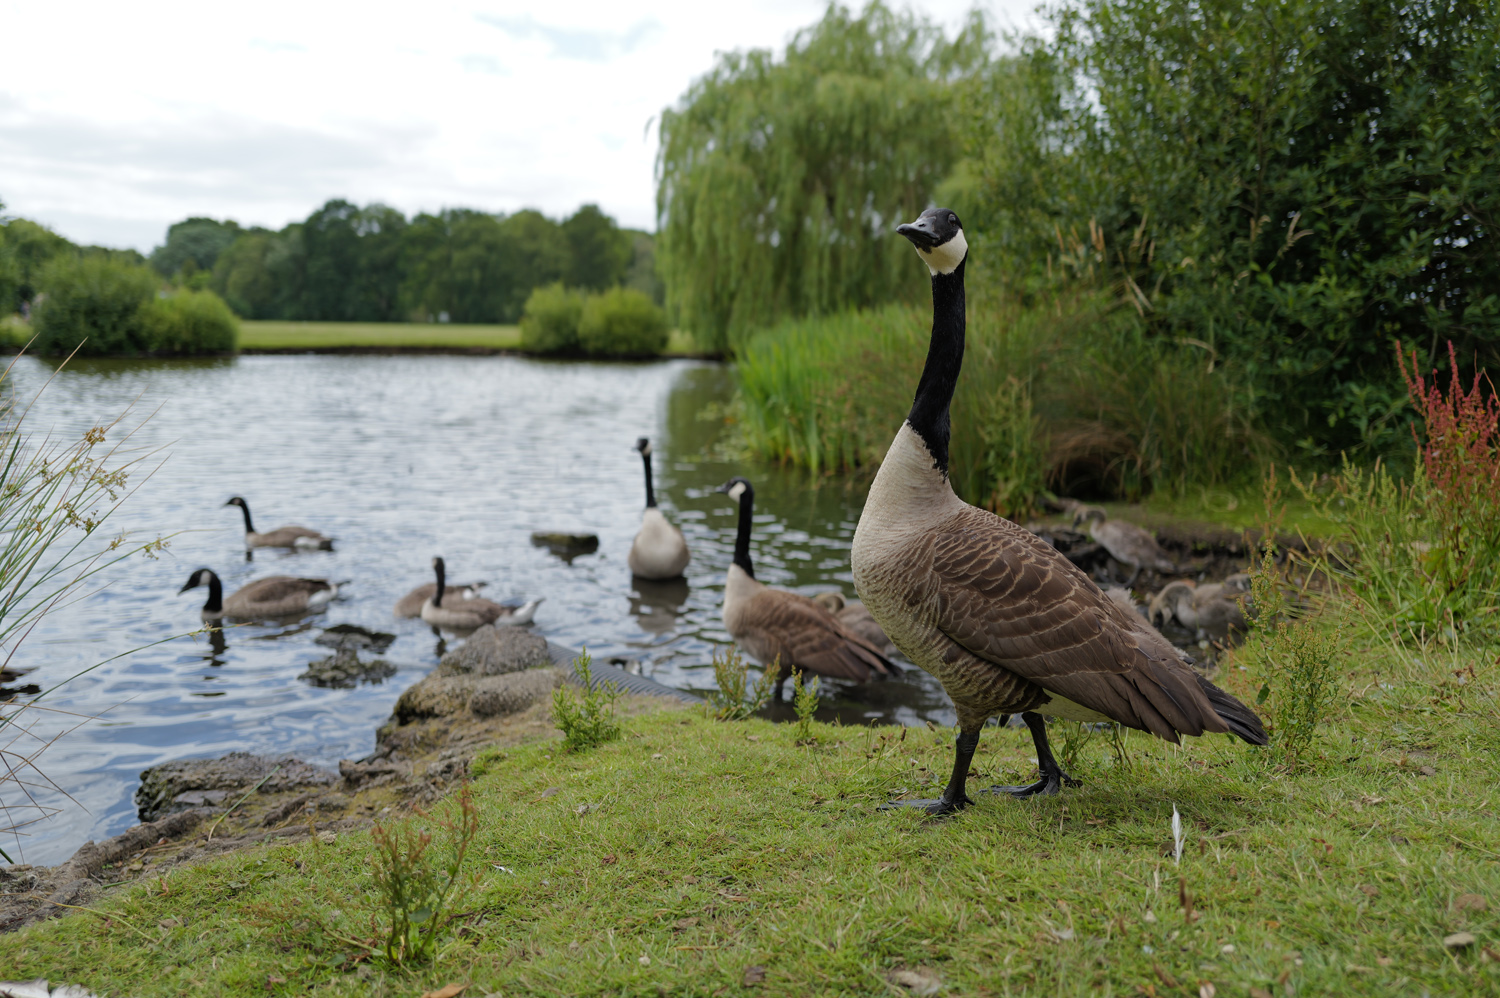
[2,353,955,864]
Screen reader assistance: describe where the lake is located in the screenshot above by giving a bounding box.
[0,353,956,865]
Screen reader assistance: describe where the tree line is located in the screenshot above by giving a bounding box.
[156,201,661,325]
[656,0,1500,458]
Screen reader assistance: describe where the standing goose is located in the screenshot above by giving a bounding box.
[179,568,340,619]
[850,207,1266,815]
[394,580,487,619]
[225,497,334,551]
[628,437,690,580]
[1074,506,1176,586]
[718,477,898,698]
[419,557,543,631]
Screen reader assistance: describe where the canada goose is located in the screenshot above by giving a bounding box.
[812,591,897,656]
[1073,506,1176,586]
[628,437,690,580]
[849,207,1266,815]
[225,497,333,551]
[393,580,487,619]
[1148,580,1198,629]
[717,477,898,698]
[179,568,340,619]
[419,557,543,631]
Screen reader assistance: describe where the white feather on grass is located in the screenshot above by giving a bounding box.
[1172,805,1184,865]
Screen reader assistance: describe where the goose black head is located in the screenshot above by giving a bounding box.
[431,556,446,573]
[224,497,246,509]
[897,207,967,276]
[635,437,651,456]
[178,568,215,594]
[715,477,753,503]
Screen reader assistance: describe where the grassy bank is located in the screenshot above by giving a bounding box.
[240,322,701,356]
[2,609,1496,995]
[734,294,1272,516]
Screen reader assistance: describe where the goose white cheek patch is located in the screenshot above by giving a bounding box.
[918,228,968,276]
[727,482,747,501]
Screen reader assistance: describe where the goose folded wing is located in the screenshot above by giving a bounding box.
[925,512,1226,742]
[759,592,898,681]
[242,577,332,599]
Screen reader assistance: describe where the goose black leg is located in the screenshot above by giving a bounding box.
[880,726,981,815]
[981,712,1083,798]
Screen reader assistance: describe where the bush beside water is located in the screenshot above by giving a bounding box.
[31,255,237,356]
[522,284,669,357]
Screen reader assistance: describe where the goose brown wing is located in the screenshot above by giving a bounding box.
[753,590,899,681]
[237,576,332,601]
[926,507,1237,743]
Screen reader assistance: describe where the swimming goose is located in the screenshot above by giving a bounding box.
[717,477,898,698]
[628,437,690,580]
[812,591,897,656]
[393,580,487,619]
[849,207,1266,815]
[418,557,543,631]
[225,497,334,551]
[1074,506,1176,586]
[179,568,340,619]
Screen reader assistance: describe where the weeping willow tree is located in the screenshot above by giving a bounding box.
[655,2,990,353]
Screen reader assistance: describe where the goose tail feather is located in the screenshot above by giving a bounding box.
[1194,673,1268,745]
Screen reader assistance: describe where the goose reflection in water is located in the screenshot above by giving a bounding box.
[629,576,691,637]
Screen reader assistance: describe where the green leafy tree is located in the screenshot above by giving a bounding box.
[656,0,991,352]
[32,255,158,355]
[562,204,631,291]
[968,0,1500,457]
[150,217,241,279]
[0,216,74,315]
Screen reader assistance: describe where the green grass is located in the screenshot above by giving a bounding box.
[3,610,1497,995]
[240,322,702,355]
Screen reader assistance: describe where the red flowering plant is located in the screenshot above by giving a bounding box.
[1398,341,1500,627]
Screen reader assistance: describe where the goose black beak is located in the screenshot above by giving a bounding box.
[897,220,939,248]
[714,482,731,494]
[178,582,195,595]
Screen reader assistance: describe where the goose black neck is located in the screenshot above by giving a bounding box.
[236,502,255,534]
[641,452,657,508]
[732,487,755,578]
[906,259,966,475]
[202,572,223,613]
[433,560,446,607]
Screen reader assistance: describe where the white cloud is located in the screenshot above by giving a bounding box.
[0,0,1042,252]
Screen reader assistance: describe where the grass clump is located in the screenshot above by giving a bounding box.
[790,667,821,744]
[705,647,777,721]
[368,785,479,966]
[551,651,623,752]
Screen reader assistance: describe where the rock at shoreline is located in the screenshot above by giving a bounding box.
[299,647,399,688]
[135,752,337,823]
[438,625,550,677]
[393,668,561,724]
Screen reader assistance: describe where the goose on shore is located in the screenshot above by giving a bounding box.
[179,568,340,619]
[225,497,334,551]
[1074,506,1176,586]
[419,557,542,631]
[812,591,897,656]
[628,437,690,580]
[850,207,1266,815]
[393,580,488,619]
[1153,578,1250,642]
[717,477,898,698]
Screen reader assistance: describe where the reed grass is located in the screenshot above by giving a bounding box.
[735,291,1271,510]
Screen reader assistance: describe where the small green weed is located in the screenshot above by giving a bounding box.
[551,651,623,751]
[706,646,777,721]
[791,667,821,743]
[367,784,479,965]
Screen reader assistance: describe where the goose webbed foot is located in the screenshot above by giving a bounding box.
[879,793,973,815]
[980,769,1081,799]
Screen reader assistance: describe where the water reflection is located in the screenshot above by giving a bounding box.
[0,353,958,864]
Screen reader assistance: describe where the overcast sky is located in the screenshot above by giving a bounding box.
[1,1,1040,253]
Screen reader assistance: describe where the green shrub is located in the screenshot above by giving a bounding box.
[552,651,623,751]
[520,283,584,353]
[577,287,668,357]
[32,255,158,355]
[140,289,239,354]
[368,785,479,965]
[706,647,777,721]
